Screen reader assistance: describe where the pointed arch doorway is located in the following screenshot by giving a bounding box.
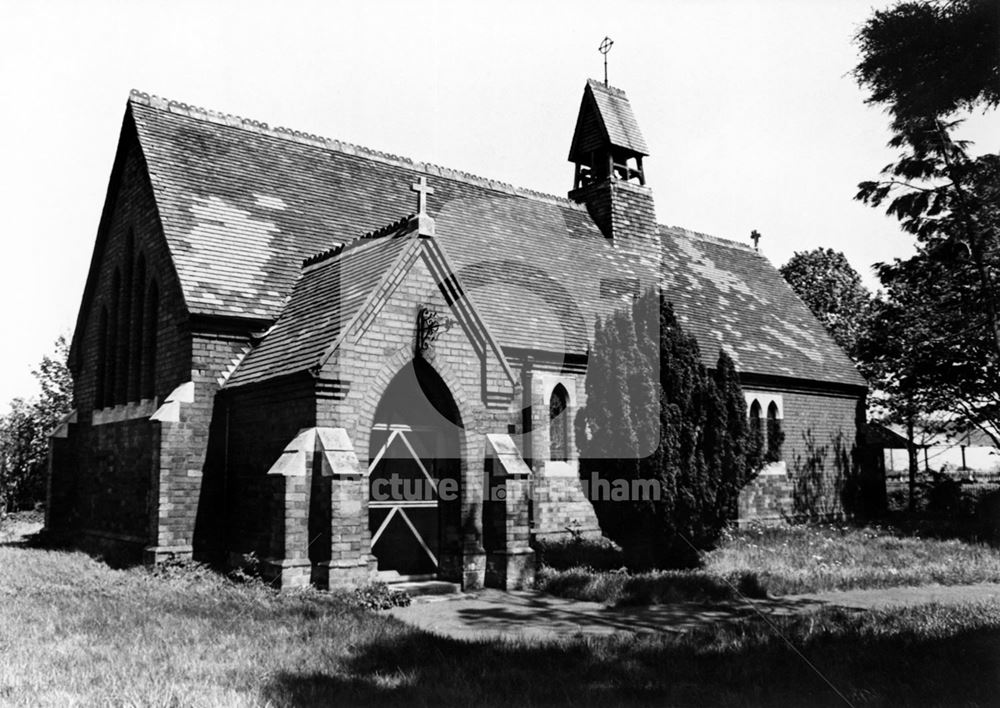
[368,359,462,577]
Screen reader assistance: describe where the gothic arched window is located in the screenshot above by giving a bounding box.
[106,268,121,406]
[766,401,783,463]
[118,232,134,403]
[95,306,108,409]
[749,399,763,450]
[549,384,569,462]
[142,281,159,400]
[128,253,146,401]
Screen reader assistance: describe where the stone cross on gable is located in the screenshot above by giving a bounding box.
[411,176,434,216]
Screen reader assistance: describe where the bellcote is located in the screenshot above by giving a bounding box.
[568,80,656,256]
[568,79,648,189]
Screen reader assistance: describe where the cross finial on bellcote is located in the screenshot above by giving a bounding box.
[411,176,434,216]
[599,36,614,86]
[750,229,762,251]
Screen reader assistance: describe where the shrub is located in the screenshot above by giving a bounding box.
[576,290,763,569]
[148,557,223,586]
[976,489,1000,543]
[352,582,412,610]
[0,337,73,512]
[924,472,964,516]
[227,552,266,585]
[533,537,624,571]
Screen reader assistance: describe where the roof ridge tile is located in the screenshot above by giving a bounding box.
[586,78,629,99]
[660,224,759,253]
[129,88,583,212]
[302,214,415,269]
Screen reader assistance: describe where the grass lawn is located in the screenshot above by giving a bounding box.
[536,523,1000,605]
[1,517,999,706]
[705,522,1000,595]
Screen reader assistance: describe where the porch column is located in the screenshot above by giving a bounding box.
[459,430,487,589]
[313,428,377,589]
[484,434,535,590]
[261,429,316,589]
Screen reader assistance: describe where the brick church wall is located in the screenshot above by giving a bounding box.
[515,367,863,537]
[221,376,316,560]
[56,419,158,555]
[782,388,861,519]
[506,364,603,540]
[739,382,863,523]
[51,115,190,559]
[51,112,280,561]
[150,331,252,559]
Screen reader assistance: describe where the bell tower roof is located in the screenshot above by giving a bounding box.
[568,79,649,163]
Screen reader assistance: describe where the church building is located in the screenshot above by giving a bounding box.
[47,79,867,589]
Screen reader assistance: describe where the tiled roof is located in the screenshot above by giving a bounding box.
[127,89,863,387]
[225,220,416,387]
[660,226,865,386]
[128,91,652,356]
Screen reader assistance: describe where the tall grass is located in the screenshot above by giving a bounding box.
[537,523,1000,604]
[704,522,1000,595]
[1,542,999,706]
[2,518,999,705]
[0,544,390,706]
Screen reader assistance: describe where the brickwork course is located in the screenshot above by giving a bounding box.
[48,79,869,588]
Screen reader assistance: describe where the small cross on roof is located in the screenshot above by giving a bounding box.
[411,176,434,215]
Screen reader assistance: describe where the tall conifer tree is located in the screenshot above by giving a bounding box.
[577,290,763,568]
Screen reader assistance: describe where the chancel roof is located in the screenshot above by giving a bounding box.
[660,226,864,386]
[122,90,864,387]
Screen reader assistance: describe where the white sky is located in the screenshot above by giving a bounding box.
[0,0,995,406]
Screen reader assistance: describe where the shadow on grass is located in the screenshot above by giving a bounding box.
[445,590,827,635]
[260,606,1000,707]
[0,525,48,550]
[536,565,771,606]
[10,527,148,569]
[0,536,36,549]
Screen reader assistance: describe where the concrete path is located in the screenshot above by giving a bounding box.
[387,584,1000,641]
[793,582,1000,610]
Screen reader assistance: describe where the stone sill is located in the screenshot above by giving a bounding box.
[758,461,787,476]
[541,460,579,478]
[78,528,147,545]
[92,398,160,426]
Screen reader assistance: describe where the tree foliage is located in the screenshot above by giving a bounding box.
[779,248,872,358]
[860,254,1000,446]
[576,290,762,569]
[854,0,999,127]
[853,0,1000,443]
[0,336,74,512]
